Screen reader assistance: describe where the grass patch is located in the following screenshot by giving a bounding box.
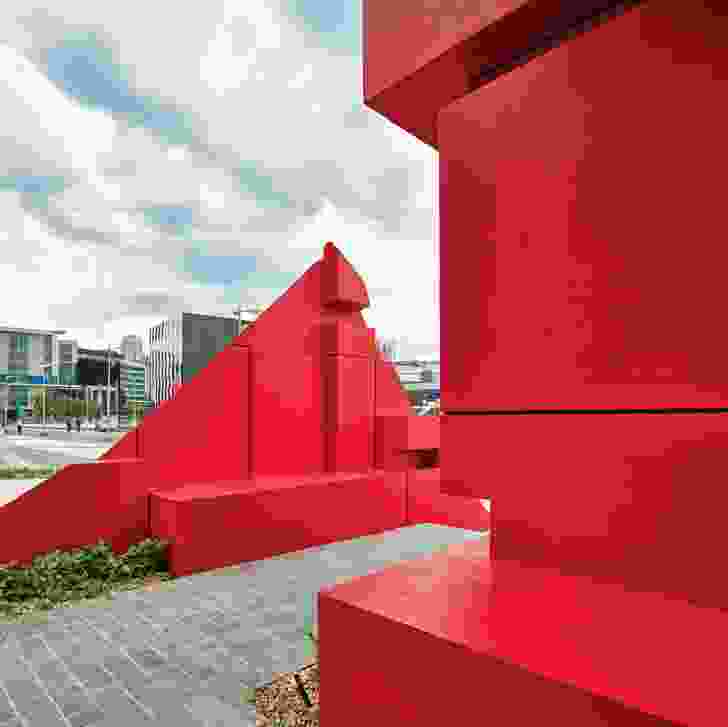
[0,464,64,480]
[0,538,171,622]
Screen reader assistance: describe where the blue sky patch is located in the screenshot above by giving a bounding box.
[0,174,68,209]
[181,249,259,286]
[289,0,361,53]
[42,32,196,146]
[236,162,294,210]
[142,205,195,232]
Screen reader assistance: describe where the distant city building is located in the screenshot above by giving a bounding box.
[234,306,262,334]
[377,338,399,361]
[146,312,241,406]
[0,326,67,422]
[118,360,146,429]
[77,347,124,417]
[120,334,144,363]
[393,359,440,407]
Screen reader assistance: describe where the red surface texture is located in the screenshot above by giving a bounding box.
[0,459,149,567]
[320,539,722,726]
[151,472,407,577]
[319,0,728,724]
[0,243,487,572]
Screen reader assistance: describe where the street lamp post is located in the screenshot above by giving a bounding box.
[106,346,112,419]
[40,363,52,434]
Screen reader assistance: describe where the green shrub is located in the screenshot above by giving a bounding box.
[0,538,170,621]
[0,465,61,480]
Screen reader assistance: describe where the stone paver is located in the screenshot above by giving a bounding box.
[1,524,486,725]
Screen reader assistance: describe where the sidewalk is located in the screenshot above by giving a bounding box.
[0,478,45,507]
[0,525,486,726]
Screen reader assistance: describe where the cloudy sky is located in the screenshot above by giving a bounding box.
[0,0,439,360]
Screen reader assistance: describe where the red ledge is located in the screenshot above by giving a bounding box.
[320,541,727,726]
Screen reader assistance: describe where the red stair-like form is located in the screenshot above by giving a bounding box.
[319,1,728,726]
[0,243,488,575]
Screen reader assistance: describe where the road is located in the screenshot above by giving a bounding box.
[0,428,121,467]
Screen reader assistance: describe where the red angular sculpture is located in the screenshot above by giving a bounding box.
[319,1,728,725]
[0,243,488,576]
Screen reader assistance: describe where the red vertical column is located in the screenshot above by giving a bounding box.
[321,321,375,473]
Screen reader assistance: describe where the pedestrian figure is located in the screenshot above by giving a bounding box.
[16,419,22,435]
[66,416,72,433]
[75,416,81,432]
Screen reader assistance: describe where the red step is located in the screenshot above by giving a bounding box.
[320,539,725,726]
[150,471,407,576]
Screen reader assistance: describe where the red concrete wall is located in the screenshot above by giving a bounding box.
[406,467,489,531]
[1,241,474,570]
[0,459,149,567]
[443,411,728,609]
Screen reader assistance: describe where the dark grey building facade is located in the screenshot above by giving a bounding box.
[147,312,242,406]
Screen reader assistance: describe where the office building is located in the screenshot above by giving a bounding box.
[377,338,399,361]
[118,360,146,429]
[0,326,67,422]
[77,347,124,417]
[394,359,440,407]
[147,312,246,406]
[120,335,144,363]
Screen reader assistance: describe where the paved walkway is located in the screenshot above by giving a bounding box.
[0,525,486,726]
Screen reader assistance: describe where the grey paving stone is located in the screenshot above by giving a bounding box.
[0,648,32,682]
[34,658,76,693]
[16,636,54,665]
[67,707,105,727]
[123,648,167,672]
[184,695,250,727]
[100,655,146,692]
[91,686,151,723]
[3,678,67,726]
[1,527,485,725]
[120,673,210,725]
[64,662,115,690]
[0,687,18,724]
[2,678,47,709]
[53,682,97,717]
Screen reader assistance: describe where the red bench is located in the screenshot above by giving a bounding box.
[150,471,407,576]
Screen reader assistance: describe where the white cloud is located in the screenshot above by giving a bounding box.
[0,42,117,179]
[0,0,439,359]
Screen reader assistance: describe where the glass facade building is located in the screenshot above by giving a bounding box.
[0,327,67,421]
[146,312,243,407]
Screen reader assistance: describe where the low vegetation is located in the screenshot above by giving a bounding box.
[0,538,171,622]
[0,464,63,480]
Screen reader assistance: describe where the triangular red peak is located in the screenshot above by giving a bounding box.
[322,241,370,311]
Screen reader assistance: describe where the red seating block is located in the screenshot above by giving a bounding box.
[151,472,407,577]
[320,540,725,726]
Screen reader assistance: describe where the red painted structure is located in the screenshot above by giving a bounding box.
[320,1,728,725]
[0,243,488,575]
